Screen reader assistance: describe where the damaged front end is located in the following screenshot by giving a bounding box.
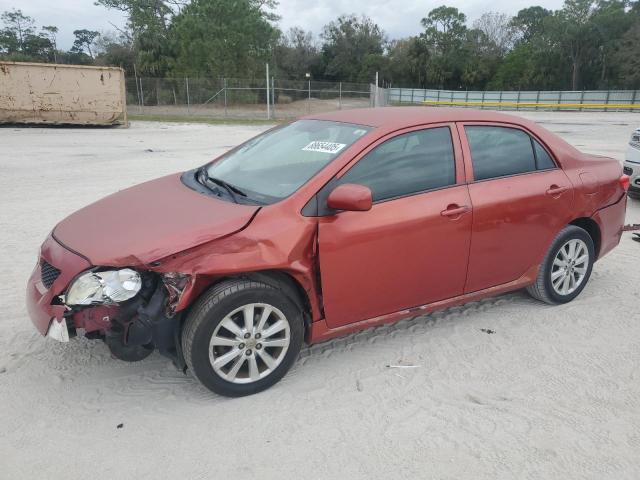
[62,268,192,368]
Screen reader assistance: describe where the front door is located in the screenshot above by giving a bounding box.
[317,125,473,328]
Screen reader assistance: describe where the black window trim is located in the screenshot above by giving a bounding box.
[530,136,558,171]
[370,181,460,205]
[463,123,559,184]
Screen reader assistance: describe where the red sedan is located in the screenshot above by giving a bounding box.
[26,108,629,396]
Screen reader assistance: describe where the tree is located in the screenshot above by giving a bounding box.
[96,0,179,75]
[41,25,58,62]
[320,14,386,82]
[22,33,53,59]
[461,29,502,89]
[615,21,640,88]
[0,26,18,54]
[0,9,35,51]
[490,41,567,90]
[71,29,100,58]
[547,0,597,90]
[275,27,321,79]
[95,30,136,73]
[3,0,636,92]
[419,6,469,88]
[169,0,279,77]
[386,37,430,87]
[502,5,569,90]
[473,12,516,57]
[511,6,552,42]
[420,5,467,52]
[0,10,55,62]
[589,0,634,88]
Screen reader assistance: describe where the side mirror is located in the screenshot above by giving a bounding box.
[327,184,373,212]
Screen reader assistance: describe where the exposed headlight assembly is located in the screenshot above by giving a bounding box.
[65,268,142,306]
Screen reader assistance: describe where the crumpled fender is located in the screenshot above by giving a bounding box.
[148,208,323,322]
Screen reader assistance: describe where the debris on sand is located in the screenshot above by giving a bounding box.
[480,328,496,334]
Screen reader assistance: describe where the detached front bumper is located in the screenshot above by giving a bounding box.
[26,234,91,338]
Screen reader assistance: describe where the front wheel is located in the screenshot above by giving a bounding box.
[527,225,595,305]
[181,279,304,397]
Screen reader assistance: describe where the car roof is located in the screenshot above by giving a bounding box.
[305,107,532,129]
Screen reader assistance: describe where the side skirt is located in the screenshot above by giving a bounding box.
[308,264,539,344]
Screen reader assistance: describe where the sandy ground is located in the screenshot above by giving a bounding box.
[1,111,639,480]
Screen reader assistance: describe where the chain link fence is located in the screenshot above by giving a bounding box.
[127,77,373,120]
[126,77,640,121]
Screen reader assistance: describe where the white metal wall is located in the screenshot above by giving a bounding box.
[387,88,640,111]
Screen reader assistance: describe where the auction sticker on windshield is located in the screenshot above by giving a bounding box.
[302,141,347,154]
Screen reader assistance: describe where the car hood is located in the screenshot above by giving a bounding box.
[53,173,260,266]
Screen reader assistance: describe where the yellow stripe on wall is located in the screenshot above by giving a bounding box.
[422,100,640,109]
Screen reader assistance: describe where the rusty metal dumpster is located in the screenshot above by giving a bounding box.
[0,61,127,126]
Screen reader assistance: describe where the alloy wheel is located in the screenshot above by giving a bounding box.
[550,238,590,296]
[208,303,291,384]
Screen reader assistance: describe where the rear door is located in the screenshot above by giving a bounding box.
[317,124,473,328]
[459,123,575,293]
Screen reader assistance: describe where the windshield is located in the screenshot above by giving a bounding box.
[205,120,371,203]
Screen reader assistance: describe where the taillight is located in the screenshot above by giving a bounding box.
[620,175,630,192]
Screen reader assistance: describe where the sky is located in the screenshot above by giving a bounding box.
[0,0,567,50]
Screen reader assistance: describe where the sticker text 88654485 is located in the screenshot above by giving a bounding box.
[302,141,347,154]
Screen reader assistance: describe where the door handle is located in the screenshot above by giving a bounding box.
[546,185,569,196]
[440,204,470,217]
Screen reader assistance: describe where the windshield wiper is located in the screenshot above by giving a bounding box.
[199,169,248,203]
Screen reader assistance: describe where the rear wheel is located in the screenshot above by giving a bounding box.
[527,225,595,305]
[182,279,304,397]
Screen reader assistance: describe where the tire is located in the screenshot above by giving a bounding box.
[105,325,154,362]
[182,279,304,397]
[526,225,595,305]
[627,192,640,200]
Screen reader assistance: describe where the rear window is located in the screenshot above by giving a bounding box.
[465,126,536,181]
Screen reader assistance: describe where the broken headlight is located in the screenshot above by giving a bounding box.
[65,268,142,306]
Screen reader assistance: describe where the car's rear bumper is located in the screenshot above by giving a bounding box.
[624,149,640,193]
[26,234,91,337]
[592,193,627,259]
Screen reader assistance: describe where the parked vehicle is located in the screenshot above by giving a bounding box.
[624,127,640,199]
[26,107,629,396]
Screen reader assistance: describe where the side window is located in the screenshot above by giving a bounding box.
[533,140,556,170]
[339,127,456,202]
[465,126,537,181]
